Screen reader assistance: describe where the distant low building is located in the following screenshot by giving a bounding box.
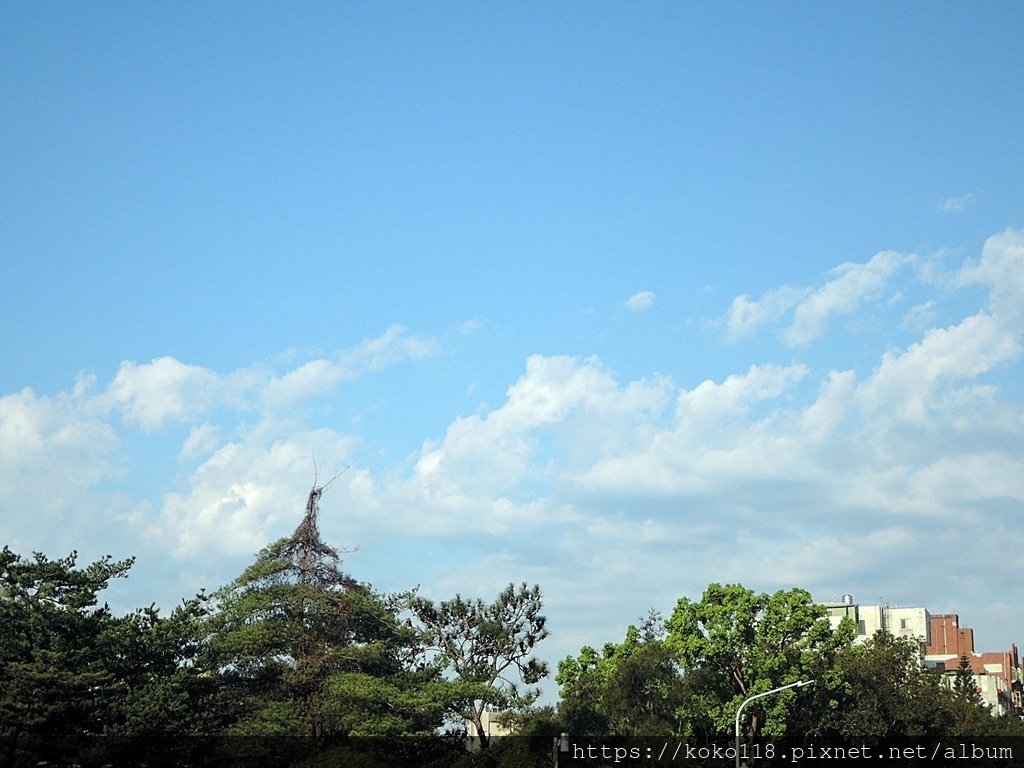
[937,668,1016,717]
[817,600,1024,716]
[464,706,514,752]
[924,613,1022,715]
[819,595,930,646]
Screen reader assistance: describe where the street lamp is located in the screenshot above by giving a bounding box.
[734,680,814,768]
[553,732,569,768]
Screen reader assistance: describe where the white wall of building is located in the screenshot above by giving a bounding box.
[820,601,930,646]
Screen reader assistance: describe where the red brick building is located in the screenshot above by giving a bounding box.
[925,613,1022,714]
[927,614,975,658]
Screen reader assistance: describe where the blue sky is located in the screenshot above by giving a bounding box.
[2,3,1023,699]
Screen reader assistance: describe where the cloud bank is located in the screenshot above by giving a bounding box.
[3,230,1024,675]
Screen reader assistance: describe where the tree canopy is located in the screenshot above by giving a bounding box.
[557,612,685,738]
[5,508,1022,768]
[664,583,846,745]
[0,547,218,768]
[204,484,457,760]
[412,582,549,749]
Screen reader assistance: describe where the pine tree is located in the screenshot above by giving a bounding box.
[953,653,983,706]
[412,582,549,749]
[0,548,216,768]
[205,482,455,755]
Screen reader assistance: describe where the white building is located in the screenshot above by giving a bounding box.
[464,706,513,752]
[819,596,930,646]
[939,672,1015,717]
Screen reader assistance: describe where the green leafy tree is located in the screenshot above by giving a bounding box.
[665,584,846,748]
[557,613,685,738]
[807,630,955,747]
[412,582,549,749]
[556,643,612,737]
[99,597,226,766]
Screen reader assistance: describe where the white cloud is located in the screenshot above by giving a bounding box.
[343,324,437,374]
[783,250,909,346]
[0,385,119,479]
[0,325,440,559]
[6,232,1024,684]
[727,251,910,346]
[261,359,343,409]
[106,357,221,432]
[901,300,938,331]
[565,363,811,498]
[0,381,123,552]
[152,425,359,557]
[939,192,976,213]
[369,355,673,534]
[799,369,856,441]
[625,291,655,312]
[101,327,439,426]
[726,285,810,340]
[458,318,484,335]
[959,228,1024,326]
[179,424,220,462]
[854,312,1021,425]
[261,325,438,410]
[676,363,808,426]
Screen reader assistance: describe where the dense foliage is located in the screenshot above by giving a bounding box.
[0,486,553,767]
[557,584,1024,767]
[0,547,220,767]
[557,612,685,739]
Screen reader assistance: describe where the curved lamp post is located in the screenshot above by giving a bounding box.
[734,680,814,768]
